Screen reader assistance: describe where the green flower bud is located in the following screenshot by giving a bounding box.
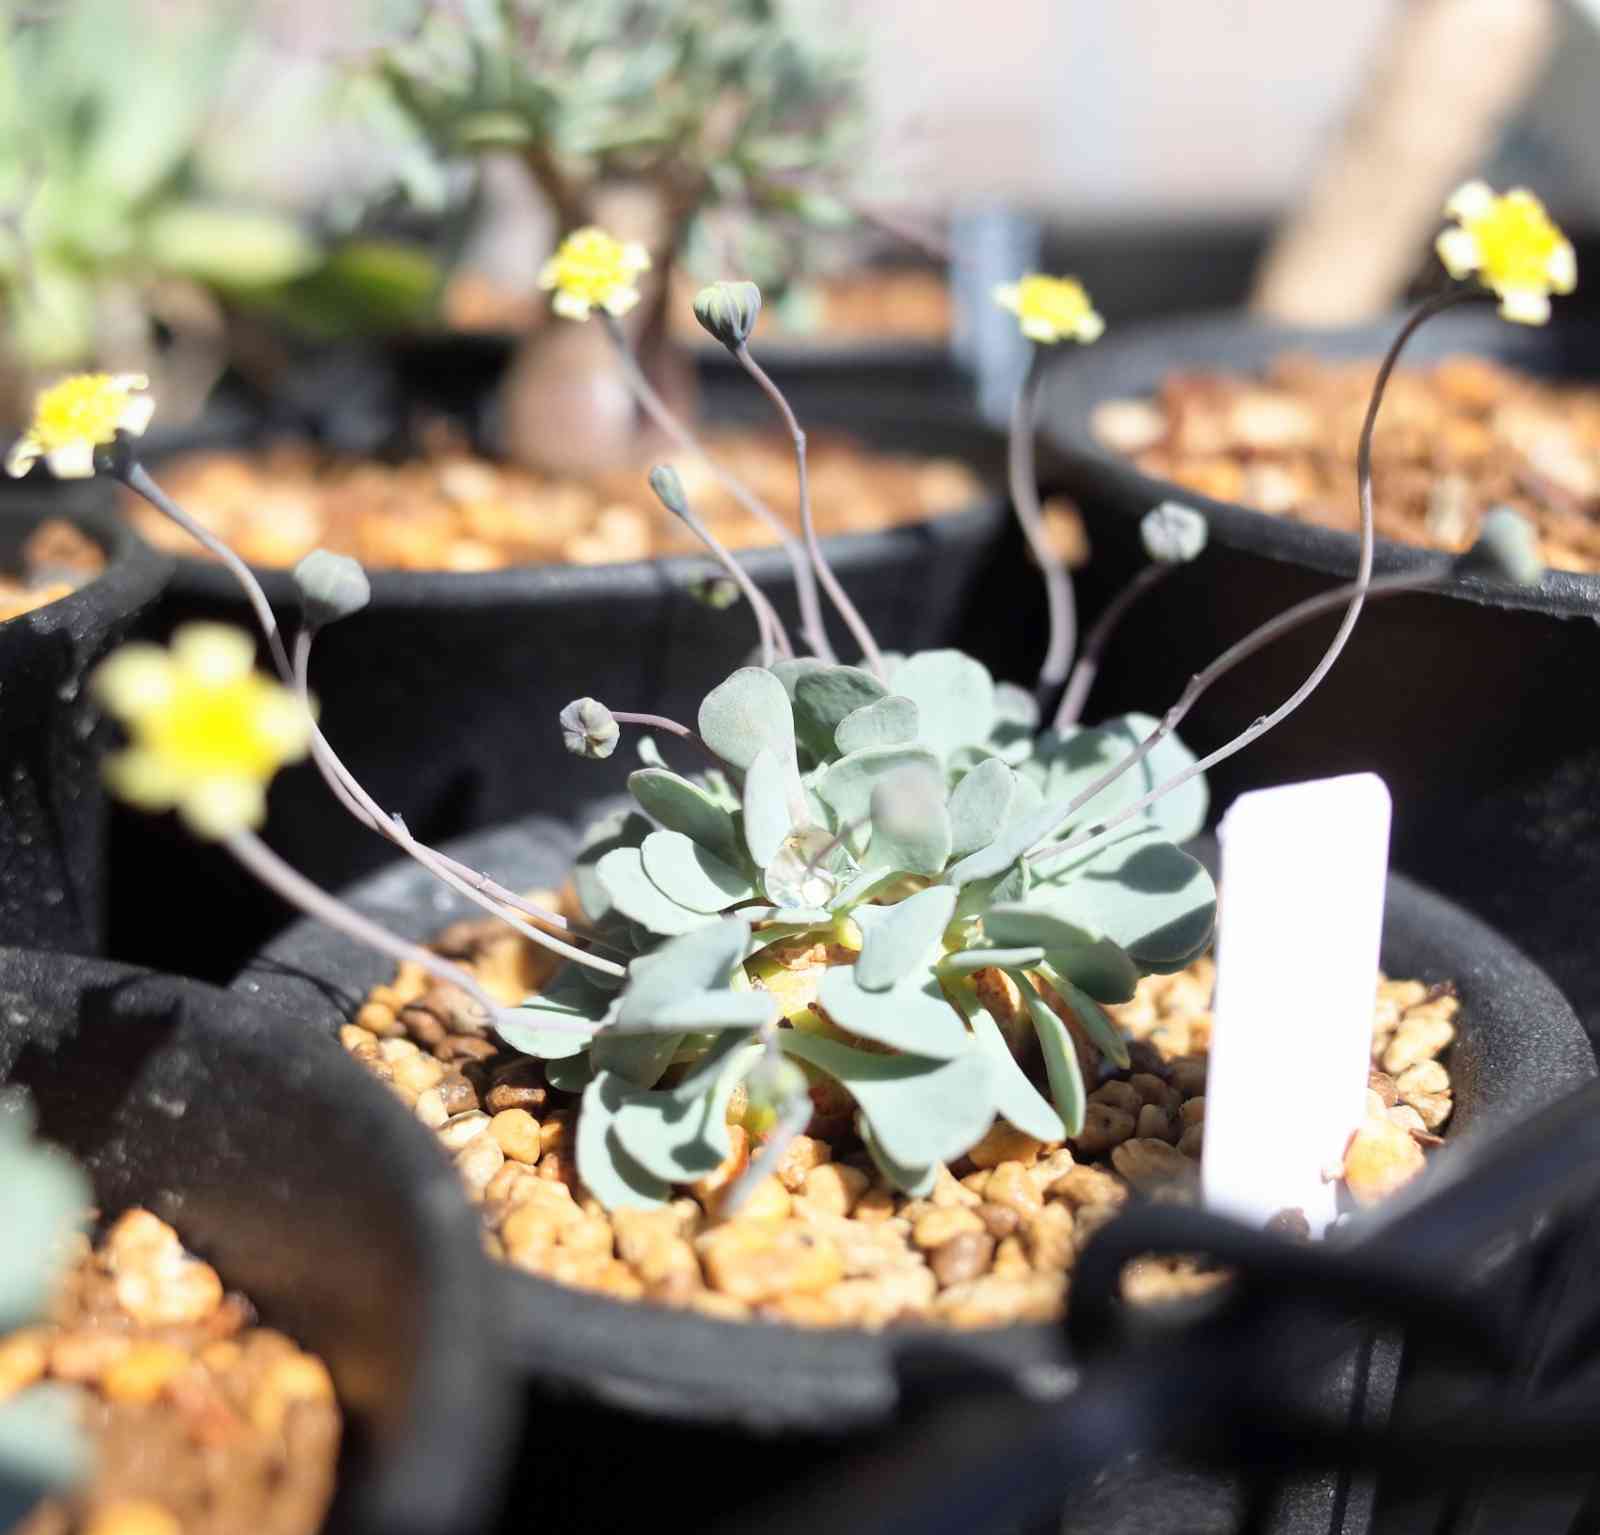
[294,550,371,629]
[690,574,740,610]
[1463,506,1544,587]
[1140,501,1208,565]
[648,464,688,518]
[560,697,620,760]
[692,281,762,350]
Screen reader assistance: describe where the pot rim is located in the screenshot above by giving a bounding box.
[233,812,1594,1434]
[0,945,518,1535]
[1038,305,1600,619]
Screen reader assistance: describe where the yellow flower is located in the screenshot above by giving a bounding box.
[1436,182,1576,325]
[992,274,1105,345]
[538,227,651,321]
[5,373,155,479]
[92,625,314,840]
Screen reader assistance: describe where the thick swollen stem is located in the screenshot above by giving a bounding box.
[1009,348,1076,699]
[1024,287,1478,870]
[224,828,591,1031]
[1053,563,1173,729]
[600,313,826,660]
[734,342,887,680]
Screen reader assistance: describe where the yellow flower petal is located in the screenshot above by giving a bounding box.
[179,776,267,840]
[1439,183,1574,322]
[104,747,184,812]
[991,282,1021,314]
[551,289,592,321]
[1435,227,1481,279]
[541,227,652,323]
[251,689,315,757]
[1548,241,1577,294]
[1497,287,1551,326]
[1445,180,1495,221]
[600,285,641,318]
[45,440,95,478]
[91,645,176,721]
[172,624,256,687]
[4,436,41,478]
[995,273,1101,347]
[118,394,156,438]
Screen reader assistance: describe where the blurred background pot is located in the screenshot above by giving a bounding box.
[232,816,1592,1534]
[0,483,169,954]
[0,945,517,1535]
[1039,305,1600,1038]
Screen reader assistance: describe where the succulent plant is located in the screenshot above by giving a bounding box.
[0,1089,91,1525]
[514,653,1213,1207]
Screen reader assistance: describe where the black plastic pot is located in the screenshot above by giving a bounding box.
[0,481,169,954]
[110,373,1006,982]
[0,945,516,1535]
[232,812,1591,1532]
[1039,306,1600,1038]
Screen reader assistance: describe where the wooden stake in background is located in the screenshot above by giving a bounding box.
[1202,774,1393,1235]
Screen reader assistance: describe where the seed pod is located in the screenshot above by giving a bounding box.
[559,697,619,760]
[294,549,372,628]
[693,281,762,350]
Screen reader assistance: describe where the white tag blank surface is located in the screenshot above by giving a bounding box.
[1202,773,1392,1235]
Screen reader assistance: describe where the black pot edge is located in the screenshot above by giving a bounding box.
[0,946,519,1535]
[231,813,1594,1436]
[1038,305,1600,621]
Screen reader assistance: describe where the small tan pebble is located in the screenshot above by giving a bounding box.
[688,1290,753,1323]
[355,1002,403,1037]
[1395,1059,1448,1098]
[104,1209,181,1270]
[1136,1103,1175,1143]
[1049,1164,1129,1210]
[1343,1119,1427,1205]
[796,1162,868,1217]
[852,1185,896,1223]
[83,1502,183,1535]
[1148,1020,1192,1059]
[965,1122,1043,1169]
[1091,397,1168,454]
[1072,1102,1137,1155]
[1024,1203,1076,1271]
[931,1230,996,1287]
[102,1341,192,1405]
[1265,1208,1312,1239]
[338,1023,374,1052]
[1129,1072,1178,1111]
[1127,1042,1171,1078]
[1368,1069,1401,1107]
[1169,1056,1207,1097]
[960,1170,992,1197]
[50,1330,133,1383]
[596,1260,647,1301]
[726,1176,792,1223]
[1028,1148,1076,1191]
[489,1108,543,1163]
[1178,1097,1206,1128]
[537,1149,578,1184]
[1386,1103,1429,1136]
[930,1164,982,1208]
[1089,1080,1141,1115]
[1121,1257,1227,1306]
[1177,1124,1205,1159]
[991,1236,1032,1280]
[761,1292,841,1328]
[392,1052,446,1095]
[436,1034,499,1064]
[484,1163,538,1206]
[484,1058,548,1115]
[454,1133,505,1196]
[775,1135,832,1192]
[378,1036,421,1062]
[977,1201,1022,1240]
[1383,978,1431,1009]
[698,1222,845,1304]
[116,1256,224,1327]
[414,1087,449,1129]
[934,1274,1046,1328]
[249,1351,336,1435]
[1073,1202,1121,1250]
[1111,1138,1198,1193]
[559,1215,616,1257]
[1382,1016,1456,1074]
[691,1125,750,1208]
[437,1109,491,1151]
[985,1162,1044,1221]
[437,1072,480,1116]
[0,1330,49,1402]
[912,1207,985,1249]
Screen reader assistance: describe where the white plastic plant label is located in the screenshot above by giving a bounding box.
[1202,773,1392,1236]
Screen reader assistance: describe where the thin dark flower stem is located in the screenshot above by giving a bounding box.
[1009,347,1076,699]
[734,341,887,680]
[1053,563,1173,728]
[289,633,628,974]
[223,828,594,1029]
[599,313,826,660]
[124,462,292,681]
[1027,288,1480,873]
[611,710,723,768]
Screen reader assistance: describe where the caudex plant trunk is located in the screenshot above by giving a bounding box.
[31,180,1567,1217]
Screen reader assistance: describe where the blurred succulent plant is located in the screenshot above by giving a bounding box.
[0,1089,91,1526]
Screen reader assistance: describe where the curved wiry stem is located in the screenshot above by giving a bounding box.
[1008,347,1076,700]
[1027,288,1479,872]
[1053,562,1173,729]
[734,341,887,680]
[600,312,832,660]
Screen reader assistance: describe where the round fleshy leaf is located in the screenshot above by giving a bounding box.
[939,946,1046,974]
[591,1029,683,1090]
[984,902,1100,951]
[641,829,752,913]
[853,885,958,991]
[611,1044,759,1181]
[1044,941,1140,1005]
[817,966,970,1058]
[858,1117,938,1197]
[699,667,796,773]
[743,747,793,868]
[616,918,752,1028]
[496,967,611,1060]
[792,665,888,760]
[954,985,1068,1143]
[577,1074,670,1209]
[947,757,1016,858]
[1095,713,1208,844]
[817,744,942,844]
[834,695,919,755]
[1011,972,1086,1137]
[891,650,996,762]
[573,808,654,924]
[1038,969,1132,1069]
[596,847,711,937]
[780,1030,994,1168]
[629,768,743,868]
[771,657,826,698]
[546,1053,596,1095]
[863,763,951,877]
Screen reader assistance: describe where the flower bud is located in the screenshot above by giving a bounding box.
[1462,507,1544,587]
[294,550,371,629]
[1140,501,1208,565]
[690,574,740,610]
[648,464,688,518]
[692,281,762,350]
[560,697,620,760]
